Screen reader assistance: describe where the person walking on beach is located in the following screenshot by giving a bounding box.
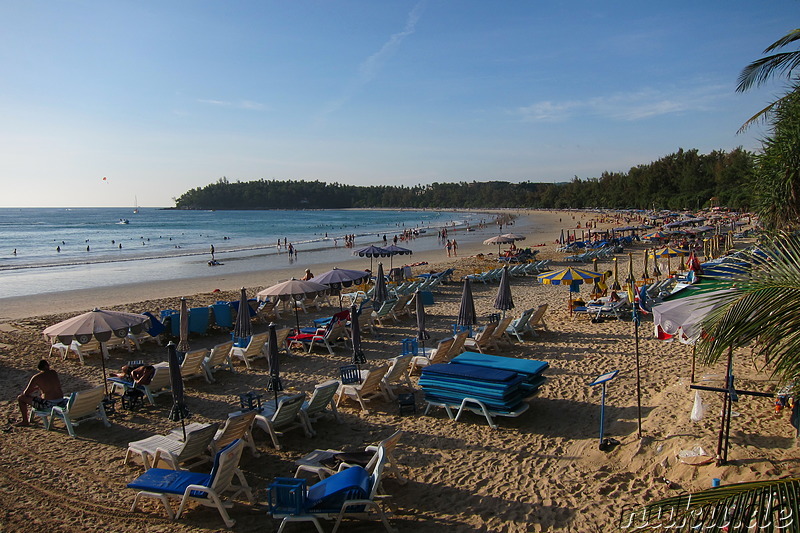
[445,239,452,257]
[16,360,64,427]
[210,244,215,261]
[452,239,458,256]
[287,243,294,257]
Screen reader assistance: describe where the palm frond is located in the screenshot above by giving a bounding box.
[737,27,800,93]
[619,477,800,532]
[764,29,800,54]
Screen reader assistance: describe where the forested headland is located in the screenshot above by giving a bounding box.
[173,147,754,211]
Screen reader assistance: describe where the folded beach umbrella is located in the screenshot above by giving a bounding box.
[416,290,431,355]
[493,265,514,318]
[167,342,190,440]
[354,245,390,272]
[257,278,329,332]
[559,229,565,246]
[177,297,190,353]
[232,287,252,345]
[457,277,478,329]
[373,263,389,309]
[642,250,649,281]
[611,257,621,291]
[350,303,366,383]
[43,308,150,396]
[266,323,284,409]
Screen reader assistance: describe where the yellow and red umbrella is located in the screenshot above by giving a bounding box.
[538,267,602,315]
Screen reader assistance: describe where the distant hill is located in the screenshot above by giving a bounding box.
[174,147,755,211]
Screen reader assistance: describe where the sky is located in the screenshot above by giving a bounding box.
[1,1,798,207]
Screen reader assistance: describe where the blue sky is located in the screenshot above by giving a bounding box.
[1,1,797,207]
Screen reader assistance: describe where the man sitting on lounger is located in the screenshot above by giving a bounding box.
[16,360,65,426]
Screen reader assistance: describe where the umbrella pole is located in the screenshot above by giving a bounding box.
[716,346,734,465]
[634,319,642,439]
[691,344,696,383]
[100,342,109,397]
[294,307,301,334]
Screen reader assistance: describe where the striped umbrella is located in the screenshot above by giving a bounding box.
[493,265,514,318]
[457,278,477,329]
[538,267,601,316]
[654,247,689,277]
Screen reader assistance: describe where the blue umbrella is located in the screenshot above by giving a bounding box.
[382,244,413,271]
[354,245,390,272]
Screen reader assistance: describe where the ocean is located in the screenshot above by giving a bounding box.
[0,208,485,298]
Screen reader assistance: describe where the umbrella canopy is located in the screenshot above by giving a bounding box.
[257,278,330,332]
[43,308,150,396]
[537,267,602,285]
[373,263,389,309]
[653,289,734,344]
[167,342,190,439]
[314,268,371,310]
[266,323,284,408]
[177,297,190,352]
[484,235,515,254]
[382,244,413,270]
[653,246,690,257]
[232,287,252,343]
[354,245,390,272]
[493,265,514,317]
[500,233,526,241]
[457,278,478,328]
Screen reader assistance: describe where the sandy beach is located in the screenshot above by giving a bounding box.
[1,209,797,532]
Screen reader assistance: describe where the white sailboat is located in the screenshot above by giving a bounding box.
[133,196,139,214]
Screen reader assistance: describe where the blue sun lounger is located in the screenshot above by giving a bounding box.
[419,363,530,428]
[450,352,549,394]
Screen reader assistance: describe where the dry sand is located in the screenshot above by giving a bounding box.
[1,210,797,532]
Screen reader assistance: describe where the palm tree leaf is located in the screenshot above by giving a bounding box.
[620,477,800,531]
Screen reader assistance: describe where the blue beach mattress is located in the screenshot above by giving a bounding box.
[451,352,549,378]
[420,363,526,411]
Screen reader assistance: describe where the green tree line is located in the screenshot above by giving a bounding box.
[173,147,755,211]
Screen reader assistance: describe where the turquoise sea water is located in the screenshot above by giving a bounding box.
[0,208,484,297]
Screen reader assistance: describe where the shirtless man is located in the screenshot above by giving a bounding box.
[17,360,65,426]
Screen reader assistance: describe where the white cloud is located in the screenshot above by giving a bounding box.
[517,83,729,122]
[196,98,266,111]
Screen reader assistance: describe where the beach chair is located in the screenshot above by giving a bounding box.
[269,446,394,533]
[371,299,398,326]
[487,315,514,350]
[355,308,375,335]
[253,393,308,450]
[178,348,211,383]
[463,322,498,354]
[257,300,282,322]
[409,336,455,374]
[128,439,255,528]
[289,320,349,355]
[44,386,111,437]
[528,304,549,336]
[335,365,390,413]
[300,380,342,436]
[505,307,535,342]
[293,430,405,483]
[230,332,268,369]
[380,355,414,400]
[210,410,259,457]
[125,422,220,470]
[391,293,413,319]
[210,302,234,330]
[203,341,235,382]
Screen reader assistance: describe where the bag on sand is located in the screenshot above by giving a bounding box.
[690,390,706,422]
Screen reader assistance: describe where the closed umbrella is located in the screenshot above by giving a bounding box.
[373,263,389,309]
[43,308,150,396]
[232,287,252,346]
[167,342,190,441]
[457,278,477,330]
[177,297,190,353]
[266,323,283,409]
[642,250,649,281]
[611,257,621,291]
[257,278,329,333]
[415,289,431,356]
[350,303,366,383]
[493,265,514,318]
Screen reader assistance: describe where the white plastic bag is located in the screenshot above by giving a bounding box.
[690,390,706,422]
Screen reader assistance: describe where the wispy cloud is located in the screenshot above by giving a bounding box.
[197,98,266,111]
[516,83,729,122]
[319,1,426,120]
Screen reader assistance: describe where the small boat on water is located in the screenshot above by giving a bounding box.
[133,195,139,214]
[118,218,130,224]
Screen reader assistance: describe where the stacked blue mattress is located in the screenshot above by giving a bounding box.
[450,352,548,394]
[419,363,527,413]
